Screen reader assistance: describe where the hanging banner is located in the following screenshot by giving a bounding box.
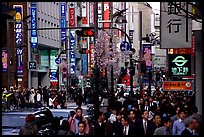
[14,5,23,77]
[70,31,76,74]
[69,2,75,28]
[129,30,134,43]
[31,2,38,48]
[2,50,8,72]
[61,2,66,42]
[82,2,88,24]
[143,43,152,70]
[168,54,191,76]
[160,2,192,48]
[89,2,94,25]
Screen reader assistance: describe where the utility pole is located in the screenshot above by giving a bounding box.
[139,11,143,92]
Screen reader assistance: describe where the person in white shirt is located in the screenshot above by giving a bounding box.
[108,109,117,124]
[29,90,35,103]
[49,95,56,108]
[36,91,41,104]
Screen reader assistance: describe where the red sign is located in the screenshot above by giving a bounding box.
[103,2,110,30]
[162,81,193,91]
[122,74,130,86]
[69,8,75,27]
[51,82,58,87]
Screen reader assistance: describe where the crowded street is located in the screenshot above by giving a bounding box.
[2,2,202,136]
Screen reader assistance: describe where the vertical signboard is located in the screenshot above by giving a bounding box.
[81,54,88,75]
[129,30,134,43]
[2,50,8,72]
[103,2,110,30]
[160,2,192,48]
[31,2,38,48]
[69,3,76,74]
[14,5,23,77]
[50,50,58,70]
[143,44,152,70]
[98,2,103,28]
[61,2,66,42]
[82,2,88,24]
[89,2,94,25]
[168,54,191,76]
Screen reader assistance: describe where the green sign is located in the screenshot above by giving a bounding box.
[50,50,58,70]
[41,50,49,66]
[169,54,191,76]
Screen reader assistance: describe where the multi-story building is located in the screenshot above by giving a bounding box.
[2,2,29,89]
[27,2,61,88]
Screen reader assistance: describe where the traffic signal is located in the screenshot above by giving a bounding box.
[141,60,146,74]
[79,48,89,54]
[76,28,94,37]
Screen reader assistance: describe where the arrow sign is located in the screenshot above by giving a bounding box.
[55,58,62,65]
[120,41,130,51]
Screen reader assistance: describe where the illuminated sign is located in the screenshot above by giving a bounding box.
[143,44,152,70]
[169,54,191,76]
[163,81,193,91]
[29,62,36,69]
[31,2,38,48]
[69,3,75,28]
[70,31,76,74]
[14,5,23,77]
[2,50,7,72]
[50,50,58,70]
[61,2,66,42]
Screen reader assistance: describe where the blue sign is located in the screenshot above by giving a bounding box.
[120,41,130,51]
[81,54,88,75]
[70,31,76,74]
[31,2,38,48]
[14,5,23,77]
[50,72,58,82]
[61,3,66,42]
[55,58,62,65]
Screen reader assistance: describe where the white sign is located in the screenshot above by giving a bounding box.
[160,2,192,48]
[82,2,86,17]
[98,3,102,14]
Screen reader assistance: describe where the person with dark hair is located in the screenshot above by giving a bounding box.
[181,117,198,135]
[94,112,106,135]
[172,108,186,135]
[19,114,39,135]
[154,116,172,135]
[58,120,72,135]
[75,121,88,135]
[135,110,154,135]
[121,115,135,135]
[69,107,89,135]
[152,113,162,132]
[112,111,123,135]
[128,109,138,128]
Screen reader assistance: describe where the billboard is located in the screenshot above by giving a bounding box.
[70,31,76,74]
[89,2,94,25]
[103,2,110,29]
[143,43,152,70]
[129,30,134,43]
[50,50,58,70]
[41,50,49,66]
[61,2,66,42]
[14,5,23,77]
[2,50,8,72]
[169,54,191,76]
[31,2,38,48]
[163,81,193,91]
[160,2,192,48]
[82,2,88,24]
[69,2,75,28]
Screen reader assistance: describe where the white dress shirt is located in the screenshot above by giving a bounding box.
[123,125,129,135]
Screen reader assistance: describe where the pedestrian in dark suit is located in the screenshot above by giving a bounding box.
[149,96,157,112]
[154,116,173,135]
[113,111,123,135]
[94,112,106,135]
[75,121,89,135]
[135,110,155,135]
[121,116,135,136]
[181,117,198,135]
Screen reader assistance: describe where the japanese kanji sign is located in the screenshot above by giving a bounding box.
[162,81,193,91]
[169,54,191,76]
[160,2,192,48]
[69,2,75,28]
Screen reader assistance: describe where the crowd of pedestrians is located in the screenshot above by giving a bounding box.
[12,85,202,135]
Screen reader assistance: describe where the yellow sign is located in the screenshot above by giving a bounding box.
[15,12,22,22]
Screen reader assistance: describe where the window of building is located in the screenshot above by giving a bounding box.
[48,22,50,39]
[132,6,134,23]
[51,23,53,40]
[38,18,40,36]
[45,20,47,38]
[54,24,56,41]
